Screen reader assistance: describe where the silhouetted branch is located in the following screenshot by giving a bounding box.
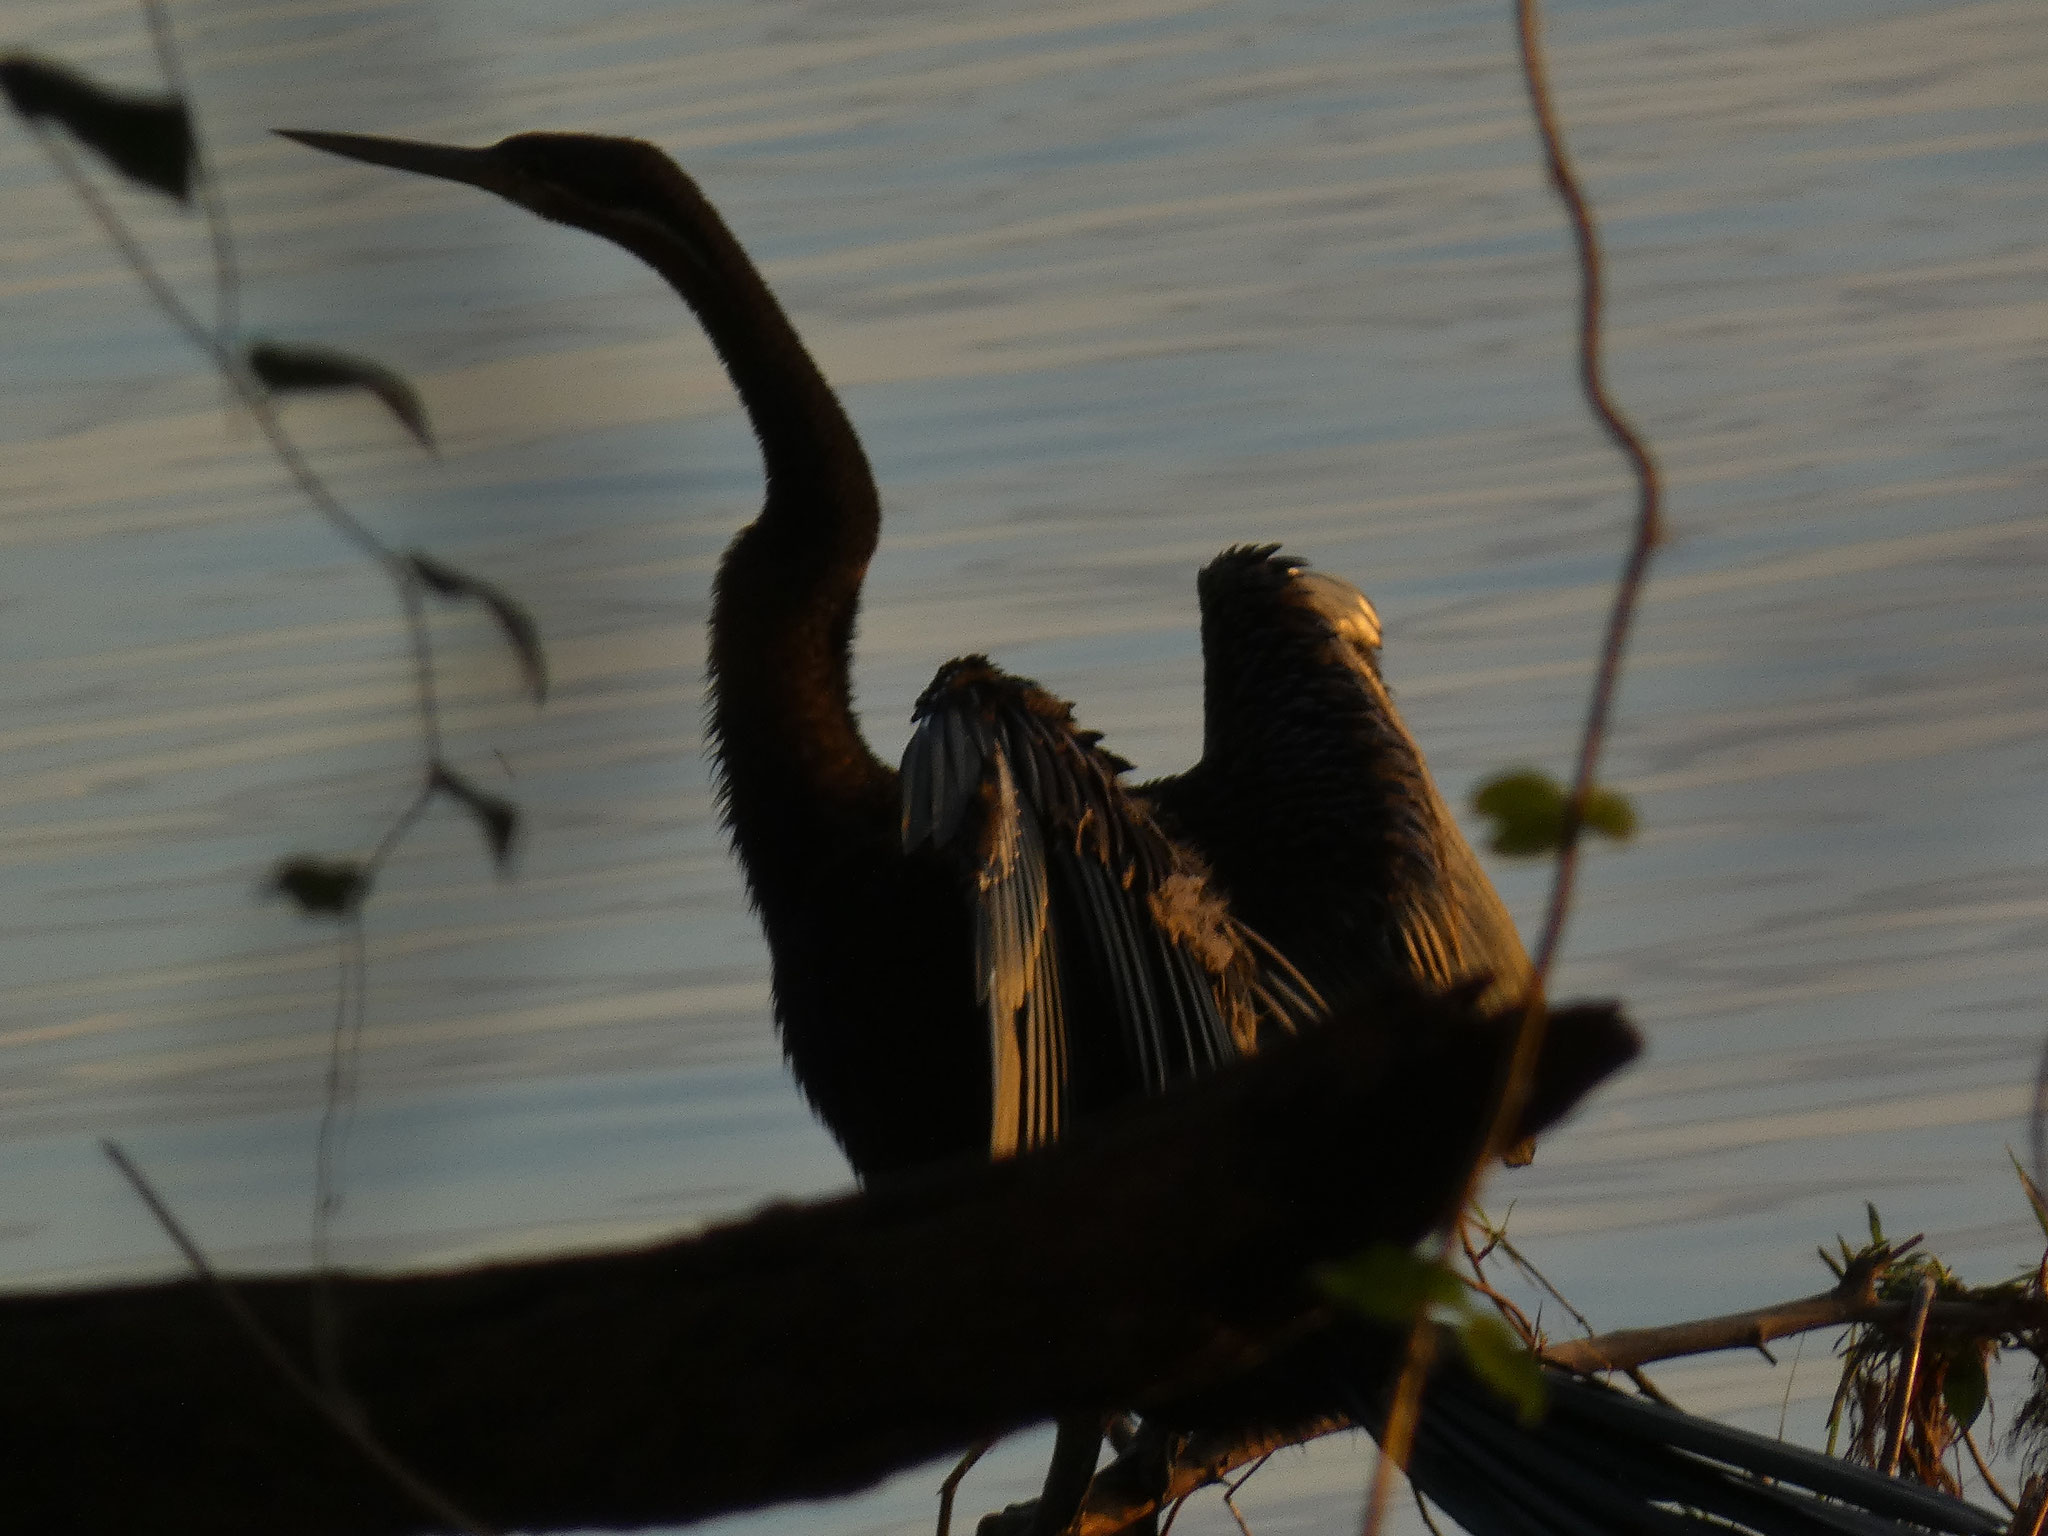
[2,993,1632,1536]
[1543,1289,2048,1377]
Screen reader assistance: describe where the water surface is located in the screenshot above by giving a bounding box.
[3,0,2044,1529]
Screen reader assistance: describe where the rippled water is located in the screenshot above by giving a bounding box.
[3,0,2044,1529]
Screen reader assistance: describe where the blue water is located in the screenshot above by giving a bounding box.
[3,0,2044,1530]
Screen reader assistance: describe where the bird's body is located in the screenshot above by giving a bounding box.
[280,125,2001,1536]
[277,128,1517,1183]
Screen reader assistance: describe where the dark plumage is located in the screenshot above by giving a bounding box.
[277,128,1487,1182]
[1150,544,1530,1017]
[279,127,1998,1536]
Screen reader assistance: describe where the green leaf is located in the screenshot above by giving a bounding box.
[1472,769,1638,858]
[246,341,433,448]
[409,552,548,703]
[1866,1202,1886,1246]
[1314,1245,1464,1327]
[0,56,194,201]
[2010,1148,2048,1242]
[1457,1313,1546,1427]
[1472,769,1567,857]
[1580,786,1637,843]
[1942,1351,1987,1435]
[430,764,519,869]
[270,856,370,916]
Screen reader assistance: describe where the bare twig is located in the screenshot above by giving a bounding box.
[137,0,237,345]
[1459,1224,1540,1347]
[313,915,370,1393]
[1778,1331,1807,1441]
[1411,1486,1452,1536]
[1882,1276,1937,1476]
[938,1438,995,1536]
[1960,1429,2017,1515]
[1543,1285,2048,1376]
[1470,1207,1596,1339]
[100,1141,495,1536]
[1626,1366,1676,1407]
[2033,1030,2048,1188]
[1359,0,1665,1526]
[1225,1454,1275,1500]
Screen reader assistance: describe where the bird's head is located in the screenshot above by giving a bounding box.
[277,128,720,272]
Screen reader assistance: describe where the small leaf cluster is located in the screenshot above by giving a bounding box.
[1471,768,1636,858]
[4,50,547,920]
[1316,1243,1545,1425]
[1821,1201,2024,1492]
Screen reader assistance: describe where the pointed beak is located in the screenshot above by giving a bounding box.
[275,128,509,194]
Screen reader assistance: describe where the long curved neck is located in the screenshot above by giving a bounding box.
[602,168,891,834]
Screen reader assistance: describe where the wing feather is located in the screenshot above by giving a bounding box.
[905,656,1309,1157]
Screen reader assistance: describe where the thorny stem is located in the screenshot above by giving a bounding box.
[1459,1226,1540,1346]
[102,1141,496,1536]
[1359,2,1664,1530]
[1470,1206,1596,1338]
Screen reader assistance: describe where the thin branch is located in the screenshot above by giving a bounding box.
[1225,1454,1275,1500]
[100,1141,495,1536]
[138,0,237,344]
[1882,1276,1936,1476]
[1778,1331,1806,1441]
[1470,1207,1596,1339]
[1412,1485,1452,1536]
[1459,1224,1540,1347]
[1360,0,1665,1524]
[313,914,369,1393]
[1359,1319,1437,1536]
[937,1438,995,1536]
[1541,1284,2048,1376]
[2032,1028,2047,1188]
[1960,1430,2016,1515]
[1626,1366,1676,1407]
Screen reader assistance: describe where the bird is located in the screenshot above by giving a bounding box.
[277,127,1997,1536]
[275,127,1519,1180]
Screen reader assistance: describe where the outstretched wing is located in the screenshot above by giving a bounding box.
[903,656,1322,1159]
[1290,561,1532,1007]
[1152,546,1532,1018]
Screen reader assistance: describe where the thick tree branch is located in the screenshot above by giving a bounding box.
[1,992,1634,1536]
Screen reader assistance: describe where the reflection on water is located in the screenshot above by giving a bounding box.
[3,0,2044,1528]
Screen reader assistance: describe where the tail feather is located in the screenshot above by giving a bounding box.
[1395,1367,2005,1536]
